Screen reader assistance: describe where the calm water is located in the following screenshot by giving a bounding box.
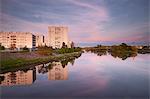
[0,52,149,99]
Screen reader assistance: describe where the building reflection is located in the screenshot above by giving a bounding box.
[48,62,68,80]
[36,62,68,80]
[0,68,36,86]
[0,54,81,86]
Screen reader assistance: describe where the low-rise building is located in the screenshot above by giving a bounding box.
[0,32,36,50]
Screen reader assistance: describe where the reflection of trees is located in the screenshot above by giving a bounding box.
[37,53,81,74]
[138,46,150,54]
[37,54,80,74]
[85,46,108,57]
[0,76,5,84]
[90,49,107,57]
[88,43,138,60]
[38,64,49,74]
[96,51,107,56]
[109,44,138,60]
[61,58,76,68]
[70,59,75,66]
[110,51,137,60]
[37,58,76,74]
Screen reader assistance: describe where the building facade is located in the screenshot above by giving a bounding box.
[0,26,72,49]
[35,34,46,47]
[48,26,70,48]
[0,32,36,49]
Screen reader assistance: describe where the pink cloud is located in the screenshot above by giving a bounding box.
[113,35,149,42]
[1,13,49,34]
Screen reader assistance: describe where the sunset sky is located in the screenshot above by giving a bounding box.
[1,0,149,44]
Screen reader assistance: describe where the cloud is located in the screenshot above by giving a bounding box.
[1,0,110,42]
[0,0,149,43]
[0,13,49,34]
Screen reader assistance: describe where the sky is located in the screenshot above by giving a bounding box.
[0,0,149,44]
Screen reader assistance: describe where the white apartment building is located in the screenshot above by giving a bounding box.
[35,34,46,47]
[0,32,36,49]
[48,26,70,48]
[0,26,72,49]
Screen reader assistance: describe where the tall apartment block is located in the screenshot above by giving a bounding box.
[48,26,70,48]
[0,32,36,49]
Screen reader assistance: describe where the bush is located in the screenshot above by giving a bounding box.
[36,50,53,56]
[0,46,5,50]
[55,47,81,54]
[22,46,29,51]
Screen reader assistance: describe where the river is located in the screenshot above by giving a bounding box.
[0,52,149,99]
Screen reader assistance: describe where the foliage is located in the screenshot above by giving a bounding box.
[62,42,67,48]
[71,42,75,48]
[36,46,53,56]
[110,43,138,60]
[0,51,82,71]
[0,44,5,50]
[85,43,139,60]
[55,47,81,54]
[138,46,150,54]
[0,45,5,50]
[22,46,29,51]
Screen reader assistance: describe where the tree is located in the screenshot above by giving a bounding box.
[71,42,75,48]
[121,43,128,47]
[0,43,5,50]
[22,46,29,51]
[97,45,102,48]
[62,42,67,48]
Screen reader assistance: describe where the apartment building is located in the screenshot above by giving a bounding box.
[0,26,72,49]
[0,32,36,49]
[35,34,46,47]
[48,26,70,48]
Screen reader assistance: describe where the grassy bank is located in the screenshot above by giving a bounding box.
[0,49,82,71]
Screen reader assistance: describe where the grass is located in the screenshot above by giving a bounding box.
[0,52,82,71]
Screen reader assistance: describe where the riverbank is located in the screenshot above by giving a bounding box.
[0,51,82,72]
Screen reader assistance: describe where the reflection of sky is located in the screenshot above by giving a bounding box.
[1,0,149,43]
[1,53,149,98]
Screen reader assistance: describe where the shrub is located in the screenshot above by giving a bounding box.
[0,45,5,50]
[22,46,29,51]
[55,47,81,54]
[37,50,53,56]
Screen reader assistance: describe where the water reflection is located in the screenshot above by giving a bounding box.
[0,68,36,86]
[109,51,137,60]
[88,50,138,60]
[0,54,79,86]
[36,62,68,80]
[48,62,68,80]
[1,52,149,98]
